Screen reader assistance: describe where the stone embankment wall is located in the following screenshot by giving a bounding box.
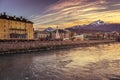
[0,40,115,54]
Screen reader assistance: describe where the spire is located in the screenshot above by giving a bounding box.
[55,26,60,39]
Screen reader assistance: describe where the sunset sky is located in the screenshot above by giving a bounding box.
[0,0,120,29]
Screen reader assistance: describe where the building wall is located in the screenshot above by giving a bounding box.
[0,18,34,40]
[36,33,50,39]
[26,23,34,39]
[50,31,71,40]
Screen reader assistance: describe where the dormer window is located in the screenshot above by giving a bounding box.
[20,18,23,21]
[26,19,28,22]
[7,15,9,18]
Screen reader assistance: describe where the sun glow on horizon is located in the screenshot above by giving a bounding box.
[29,0,120,29]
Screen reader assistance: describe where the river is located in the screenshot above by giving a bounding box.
[0,43,120,80]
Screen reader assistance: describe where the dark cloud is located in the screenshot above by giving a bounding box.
[0,0,59,17]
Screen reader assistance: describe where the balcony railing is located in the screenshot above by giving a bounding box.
[9,28,26,31]
[10,33,27,39]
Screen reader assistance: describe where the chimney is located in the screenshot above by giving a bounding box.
[3,12,6,15]
[20,16,23,18]
[20,16,23,20]
[14,15,16,19]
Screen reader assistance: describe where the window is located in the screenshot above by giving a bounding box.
[10,30,12,33]
[4,20,6,23]
[4,25,6,28]
[4,29,6,32]
[4,25,6,32]
[4,35,6,38]
[20,26,21,29]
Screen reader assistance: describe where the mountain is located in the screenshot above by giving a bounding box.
[44,27,56,32]
[66,20,120,34]
[90,20,105,26]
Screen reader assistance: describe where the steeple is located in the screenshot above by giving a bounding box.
[55,26,60,39]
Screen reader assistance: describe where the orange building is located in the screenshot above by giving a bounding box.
[0,12,34,40]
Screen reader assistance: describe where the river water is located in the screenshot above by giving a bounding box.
[0,43,120,80]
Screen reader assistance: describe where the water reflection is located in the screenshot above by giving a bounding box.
[0,43,120,80]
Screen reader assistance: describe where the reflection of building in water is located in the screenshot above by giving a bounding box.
[0,12,34,40]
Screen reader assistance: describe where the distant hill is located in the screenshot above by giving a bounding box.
[66,20,120,34]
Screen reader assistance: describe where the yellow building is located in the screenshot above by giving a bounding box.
[0,12,34,40]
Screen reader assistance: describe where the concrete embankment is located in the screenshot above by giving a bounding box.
[0,40,116,54]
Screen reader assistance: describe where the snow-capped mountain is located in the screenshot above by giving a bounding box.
[90,20,105,26]
[66,20,120,33]
[44,27,56,32]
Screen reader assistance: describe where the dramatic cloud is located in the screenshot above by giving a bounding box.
[1,0,120,29]
[30,0,120,29]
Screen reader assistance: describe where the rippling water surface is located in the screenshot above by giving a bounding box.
[0,43,120,80]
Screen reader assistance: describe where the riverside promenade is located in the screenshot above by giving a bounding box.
[0,40,116,54]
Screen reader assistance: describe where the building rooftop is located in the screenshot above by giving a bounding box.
[0,12,33,24]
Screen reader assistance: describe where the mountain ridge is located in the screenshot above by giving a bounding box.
[66,20,120,33]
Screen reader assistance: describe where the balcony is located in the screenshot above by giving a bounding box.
[10,33,27,39]
[9,28,26,31]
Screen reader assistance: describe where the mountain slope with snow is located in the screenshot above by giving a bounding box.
[66,20,120,33]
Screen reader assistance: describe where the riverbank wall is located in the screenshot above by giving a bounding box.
[0,40,116,54]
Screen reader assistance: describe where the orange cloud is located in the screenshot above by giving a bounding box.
[30,0,120,29]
